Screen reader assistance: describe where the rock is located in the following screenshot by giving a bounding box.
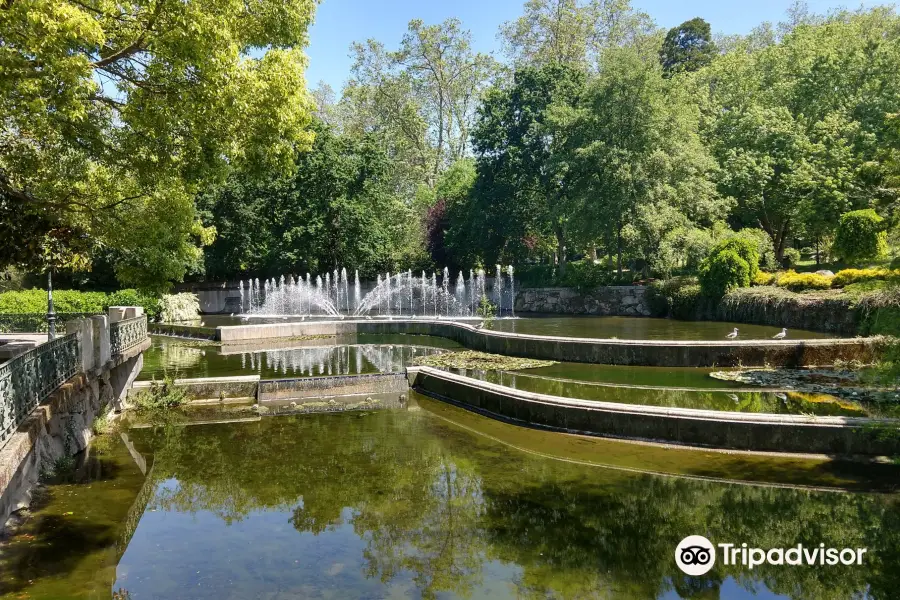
[815,270,835,277]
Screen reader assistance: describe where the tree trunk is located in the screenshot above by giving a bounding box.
[556,229,567,275]
[590,247,597,262]
[815,237,820,266]
[616,226,623,276]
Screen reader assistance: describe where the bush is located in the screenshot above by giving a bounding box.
[752,271,776,286]
[708,237,760,280]
[646,277,704,320]
[832,209,888,264]
[0,288,161,318]
[781,247,801,269]
[132,377,187,412]
[832,268,900,288]
[108,289,162,321]
[158,293,200,322]
[775,270,833,292]
[699,250,750,298]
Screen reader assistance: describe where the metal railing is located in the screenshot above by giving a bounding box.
[110,316,148,356]
[0,333,81,445]
[0,312,100,334]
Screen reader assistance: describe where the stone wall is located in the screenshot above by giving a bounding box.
[212,319,882,368]
[0,309,148,530]
[515,286,651,317]
[408,366,900,456]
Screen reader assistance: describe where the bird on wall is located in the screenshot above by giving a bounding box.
[726,328,739,339]
[474,321,485,330]
[773,328,788,339]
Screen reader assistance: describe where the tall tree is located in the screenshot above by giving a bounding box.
[0,0,317,289]
[466,64,586,270]
[557,46,724,274]
[659,17,717,76]
[346,19,496,187]
[499,0,654,70]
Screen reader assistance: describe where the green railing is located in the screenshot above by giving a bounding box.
[0,333,81,446]
[0,313,100,334]
[110,316,148,355]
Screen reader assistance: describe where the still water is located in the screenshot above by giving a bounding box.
[139,334,462,381]
[2,399,898,600]
[486,316,833,340]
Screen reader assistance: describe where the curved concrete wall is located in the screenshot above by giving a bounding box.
[214,319,882,368]
[407,366,900,456]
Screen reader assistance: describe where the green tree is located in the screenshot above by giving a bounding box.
[201,122,424,279]
[832,209,889,265]
[499,0,653,70]
[0,0,317,289]
[556,45,724,274]
[466,64,586,271]
[659,17,717,76]
[345,19,496,188]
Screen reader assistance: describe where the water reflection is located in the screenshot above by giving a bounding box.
[104,409,900,600]
[140,335,458,380]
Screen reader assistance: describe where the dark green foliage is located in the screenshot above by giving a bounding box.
[646,277,704,319]
[201,121,421,280]
[832,209,888,264]
[708,237,760,280]
[461,64,586,266]
[698,250,751,298]
[781,247,801,269]
[659,18,717,76]
[516,261,635,291]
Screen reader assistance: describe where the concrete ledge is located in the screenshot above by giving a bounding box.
[129,375,260,402]
[258,373,407,401]
[407,366,900,455]
[215,319,882,368]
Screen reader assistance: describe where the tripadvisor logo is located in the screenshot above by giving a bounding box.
[675,536,867,576]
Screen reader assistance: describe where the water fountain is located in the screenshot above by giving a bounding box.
[238,266,516,319]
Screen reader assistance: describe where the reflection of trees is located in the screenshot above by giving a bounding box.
[132,411,900,600]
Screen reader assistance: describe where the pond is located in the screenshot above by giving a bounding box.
[485,316,833,340]
[2,399,899,600]
[139,334,462,380]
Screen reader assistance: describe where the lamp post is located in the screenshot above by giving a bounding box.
[47,269,56,341]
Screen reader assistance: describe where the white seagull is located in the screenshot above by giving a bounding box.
[727,393,740,403]
[474,321,485,330]
[773,328,788,339]
[726,328,739,339]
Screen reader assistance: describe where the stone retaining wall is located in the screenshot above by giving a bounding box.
[214,319,882,368]
[515,286,651,316]
[407,366,900,456]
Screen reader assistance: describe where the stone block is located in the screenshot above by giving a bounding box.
[107,307,127,323]
[65,318,93,373]
[90,315,110,370]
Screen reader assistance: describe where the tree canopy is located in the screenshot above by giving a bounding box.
[0,0,317,289]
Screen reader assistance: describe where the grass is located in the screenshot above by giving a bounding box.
[411,350,556,370]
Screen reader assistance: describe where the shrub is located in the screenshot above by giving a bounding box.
[646,277,700,318]
[132,377,187,412]
[832,209,888,264]
[0,288,161,318]
[699,250,750,298]
[775,270,833,292]
[727,228,776,271]
[108,289,162,321]
[832,268,900,288]
[708,237,760,280]
[158,293,200,322]
[752,271,776,286]
[781,247,801,269]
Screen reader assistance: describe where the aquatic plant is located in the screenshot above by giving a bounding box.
[131,376,187,413]
[411,350,555,370]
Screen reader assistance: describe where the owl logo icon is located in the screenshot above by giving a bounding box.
[675,535,716,576]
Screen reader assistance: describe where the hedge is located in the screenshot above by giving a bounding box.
[0,289,161,321]
[516,261,635,291]
[774,271,833,292]
[832,268,900,288]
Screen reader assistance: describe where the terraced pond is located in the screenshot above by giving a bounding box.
[485,315,834,340]
[2,399,899,600]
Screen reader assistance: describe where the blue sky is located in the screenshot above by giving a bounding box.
[304,0,879,92]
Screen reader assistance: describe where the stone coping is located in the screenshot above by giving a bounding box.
[406,366,900,455]
[211,318,882,367]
